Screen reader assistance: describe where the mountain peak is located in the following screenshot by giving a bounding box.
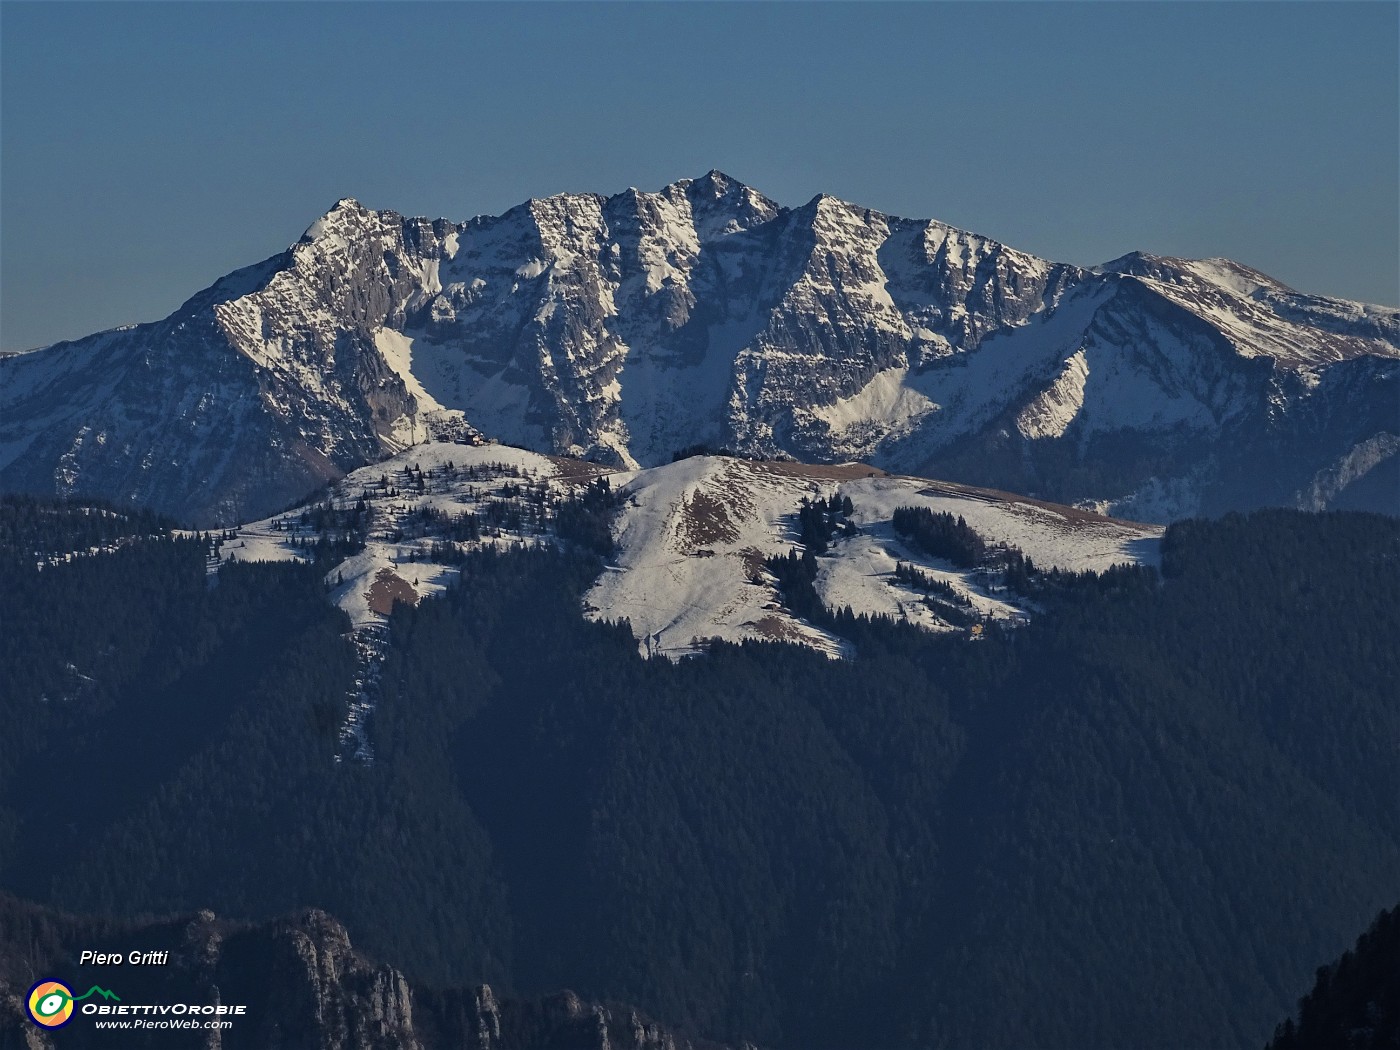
[794,192,885,227]
[698,167,739,186]
[300,197,374,244]
[680,168,748,200]
[1101,251,1290,297]
[1099,250,1158,271]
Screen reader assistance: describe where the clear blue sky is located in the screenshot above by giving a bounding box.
[2,1,1396,351]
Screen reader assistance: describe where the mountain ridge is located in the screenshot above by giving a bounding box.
[2,172,1395,526]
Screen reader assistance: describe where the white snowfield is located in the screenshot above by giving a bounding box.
[206,446,1161,661]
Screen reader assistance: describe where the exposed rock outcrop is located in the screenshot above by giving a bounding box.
[0,896,739,1050]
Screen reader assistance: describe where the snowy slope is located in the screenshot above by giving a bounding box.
[1100,253,1399,367]
[205,450,1160,663]
[586,456,1160,657]
[208,441,585,629]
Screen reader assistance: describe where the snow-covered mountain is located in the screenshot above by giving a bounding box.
[3,172,1395,525]
[205,444,1161,664]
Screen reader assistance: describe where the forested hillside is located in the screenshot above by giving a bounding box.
[1266,903,1400,1050]
[1,497,1397,1049]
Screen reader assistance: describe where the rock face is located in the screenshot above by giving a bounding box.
[2,172,1395,525]
[0,896,737,1050]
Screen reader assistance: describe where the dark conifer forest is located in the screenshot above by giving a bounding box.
[1,495,1397,1050]
[1267,902,1400,1050]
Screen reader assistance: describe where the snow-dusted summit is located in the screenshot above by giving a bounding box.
[2,172,1395,524]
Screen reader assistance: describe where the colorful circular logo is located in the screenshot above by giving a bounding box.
[27,980,75,1028]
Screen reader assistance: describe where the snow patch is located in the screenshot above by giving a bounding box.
[373,328,445,414]
[1016,349,1089,439]
[812,366,939,439]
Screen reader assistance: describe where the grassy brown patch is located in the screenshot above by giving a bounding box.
[678,488,741,548]
[545,455,616,484]
[745,614,807,642]
[366,567,417,615]
[748,460,888,482]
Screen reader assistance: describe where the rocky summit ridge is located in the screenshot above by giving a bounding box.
[1,171,1395,526]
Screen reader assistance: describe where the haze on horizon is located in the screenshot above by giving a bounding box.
[1,1,1396,353]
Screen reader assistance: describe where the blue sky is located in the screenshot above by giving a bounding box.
[2,1,1396,351]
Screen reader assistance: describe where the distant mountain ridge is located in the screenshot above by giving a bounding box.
[2,171,1395,525]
